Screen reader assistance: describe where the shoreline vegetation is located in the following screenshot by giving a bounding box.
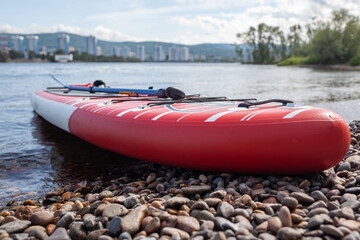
[236,9,360,67]
[0,121,359,239]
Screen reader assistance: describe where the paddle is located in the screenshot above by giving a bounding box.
[49,74,185,100]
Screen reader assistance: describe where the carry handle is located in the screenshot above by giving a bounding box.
[238,99,294,108]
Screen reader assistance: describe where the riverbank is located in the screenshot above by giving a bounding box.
[0,121,359,240]
[302,64,360,71]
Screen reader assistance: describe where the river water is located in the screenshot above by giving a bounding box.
[0,62,359,204]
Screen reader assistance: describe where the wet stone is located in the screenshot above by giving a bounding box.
[337,162,351,171]
[214,217,239,232]
[321,225,344,238]
[176,216,200,233]
[210,190,227,199]
[99,190,114,199]
[0,220,31,234]
[124,196,140,208]
[308,215,324,230]
[259,232,276,240]
[107,216,122,237]
[217,201,234,218]
[102,204,129,218]
[308,207,329,217]
[253,213,271,224]
[345,187,360,194]
[204,198,221,207]
[165,197,190,208]
[144,216,160,234]
[48,227,71,240]
[277,227,301,240]
[290,192,315,205]
[28,227,48,240]
[181,185,211,195]
[69,222,87,240]
[281,197,298,210]
[86,229,108,240]
[30,210,54,226]
[56,213,75,228]
[278,206,292,227]
[191,201,209,210]
[191,209,214,221]
[311,191,328,202]
[161,227,190,239]
[9,233,29,240]
[341,200,360,210]
[14,206,33,221]
[121,205,147,235]
[119,232,132,240]
[308,200,327,210]
[267,216,282,233]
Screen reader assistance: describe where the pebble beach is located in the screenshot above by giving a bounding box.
[0,120,359,240]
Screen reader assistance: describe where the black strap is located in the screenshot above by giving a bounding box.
[238,99,294,108]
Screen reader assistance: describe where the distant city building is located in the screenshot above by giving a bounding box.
[27,35,39,54]
[179,47,189,61]
[54,54,73,62]
[12,35,24,53]
[120,46,130,58]
[86,35,97,55]
[69,46,76,52]
[97,46,102,56]
[57,34,70,54]
[168,46,189,61]
[136,45,145,61]
[0,32,8,52]
[168,46,179,61]
[112,47,120,56]
[153,45,165,61]
[39,46,47,55]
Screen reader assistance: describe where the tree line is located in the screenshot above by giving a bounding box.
[236,9,360,66]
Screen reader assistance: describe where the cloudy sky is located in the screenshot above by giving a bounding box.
[1,0,359,44]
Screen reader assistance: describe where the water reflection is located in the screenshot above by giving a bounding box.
[31,113,149,184]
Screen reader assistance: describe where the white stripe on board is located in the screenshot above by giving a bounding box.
[79,103,97,109]
[177,113,192,122]
[245,109,272,121]
[152,112,172,121]
[283,108,312,119]
[241,111,258,121]
[116,109,136,117]
[205,110,234,122]
[134,109,158,119]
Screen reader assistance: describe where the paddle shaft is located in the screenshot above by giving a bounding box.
[49,74,186,99]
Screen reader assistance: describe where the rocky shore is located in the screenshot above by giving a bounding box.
[0,121,360,240]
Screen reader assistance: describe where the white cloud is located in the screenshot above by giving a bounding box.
[2,0,360,44]
[0,24,144,42]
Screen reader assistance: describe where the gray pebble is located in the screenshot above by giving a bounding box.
[56,212,75,228]
[119,231,132,240]
[107,216,122,237]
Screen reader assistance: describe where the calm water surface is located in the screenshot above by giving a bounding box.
[0,62,359,204]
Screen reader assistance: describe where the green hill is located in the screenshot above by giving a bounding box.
[5,32,240,59]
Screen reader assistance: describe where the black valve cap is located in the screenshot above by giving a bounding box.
[165,87,186,100]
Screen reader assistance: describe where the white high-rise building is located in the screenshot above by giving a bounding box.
[27,35,39,54]
[12,36,24,52]
[112,47,120,56]
[58,34,70,54]
[153,45,165,61]
[168,46,179,61]
[86,35,97,55]
[136,45,145,61]
[179,47,189,61]
[120,46,131,58]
